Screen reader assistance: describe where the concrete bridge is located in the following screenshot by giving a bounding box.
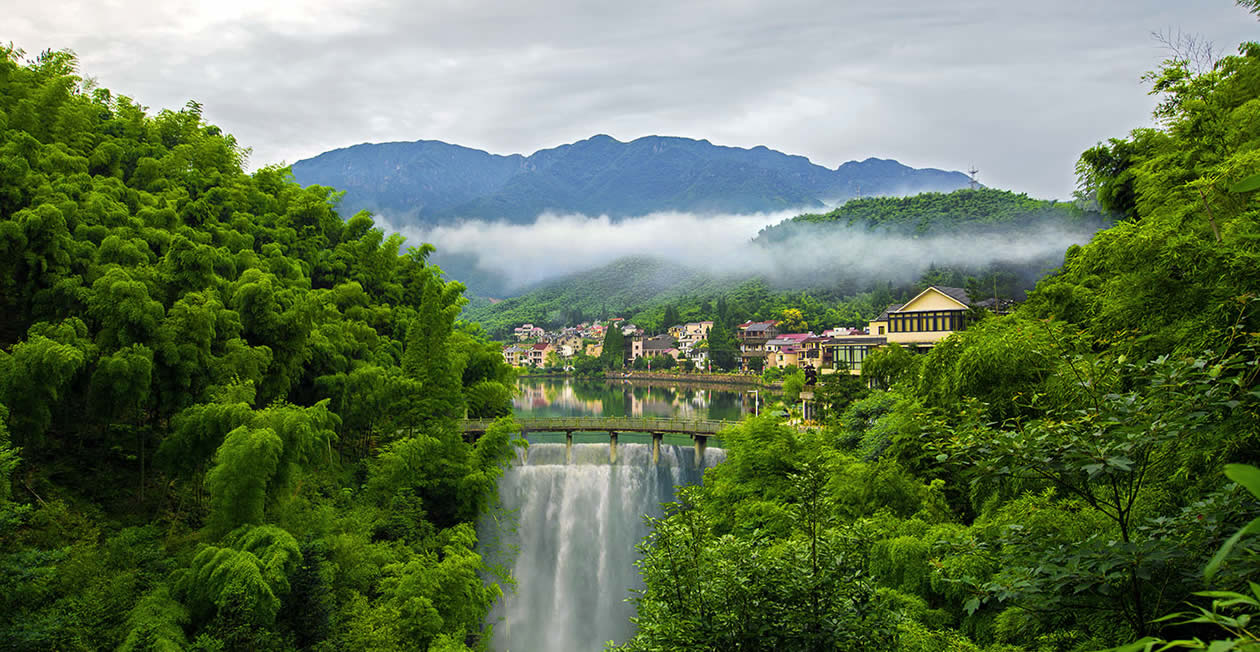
[459,416,732,466]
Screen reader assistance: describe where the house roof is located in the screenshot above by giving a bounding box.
[766,333,812,347]
[742,321,778,333]
[531,343,551,351]
[644,335,677,350]
[878,286,973,319]
[825,336,888,346]
[873,304,904,321]
[933,286,972,306]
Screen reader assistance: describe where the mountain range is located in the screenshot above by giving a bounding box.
[290,135,973,223]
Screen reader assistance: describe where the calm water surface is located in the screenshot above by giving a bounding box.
[512,376,753,422]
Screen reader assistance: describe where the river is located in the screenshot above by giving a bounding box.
[479,376,753,651]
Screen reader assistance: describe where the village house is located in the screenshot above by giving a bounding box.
[737,320,780,369]
[514,323,546,341]
[820,285,978,376]
[642,334,680,360]
[678,321,713,347]
[501,345,529,366]
[528,342,553,367]
[554,334,584,358]
[764,333,815,369]
[883,286,974,347]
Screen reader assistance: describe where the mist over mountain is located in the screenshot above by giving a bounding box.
[459,189,1109,336]
[291,135,972,224]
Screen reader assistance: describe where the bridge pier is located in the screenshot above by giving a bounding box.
[693,434,707,468]
[565,431,573,464]
[609,432,618,464]
[651,432,662,465]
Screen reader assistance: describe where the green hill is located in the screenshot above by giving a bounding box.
[467,189,1109,338]
[753,187,1105,243]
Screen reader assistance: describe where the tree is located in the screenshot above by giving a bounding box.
[704,320,738,371]
[860,342,920,389]
[403,273,466,429]
[662,305,680,331]
[940,354,1244,635]
[778,308,808,332]
[600,326,626,369]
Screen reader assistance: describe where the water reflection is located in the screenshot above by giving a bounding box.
[514,377,750,421]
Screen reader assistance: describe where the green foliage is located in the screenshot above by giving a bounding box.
[0,49,517,649]
[600,324,626,369]
[1205,464,1260,580]
[758,187,1097,240]
[705,319,739,371]
[118,585,190,652]
[862,342,921,389]
[623,23,1260,652]
[175,525,302,628]
[781,368,807,403]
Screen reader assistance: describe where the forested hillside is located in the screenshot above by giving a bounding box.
[754,187,1106,242]
[0,47,519,650]
[466,188,1106,339]
[618,29,1260,652]
[291,134,971,224]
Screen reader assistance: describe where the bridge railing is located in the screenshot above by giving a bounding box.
[460,416,734,435]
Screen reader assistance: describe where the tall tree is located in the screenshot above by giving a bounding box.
[402,273,466,429]
[705,320,738,371]
[600,325,626,369]
[662,305,680,331]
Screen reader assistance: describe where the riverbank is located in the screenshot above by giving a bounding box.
[516,369,783,389]
[603,371,779,388]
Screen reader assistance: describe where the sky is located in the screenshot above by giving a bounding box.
[4,1,1257,200]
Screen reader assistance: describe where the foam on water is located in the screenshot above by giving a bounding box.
[479,442,724,651]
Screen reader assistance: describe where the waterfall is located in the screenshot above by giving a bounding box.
[479,442,725,651]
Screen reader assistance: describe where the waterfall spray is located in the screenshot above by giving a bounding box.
[479,442,723,651]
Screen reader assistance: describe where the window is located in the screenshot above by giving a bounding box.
[878,325,885,335]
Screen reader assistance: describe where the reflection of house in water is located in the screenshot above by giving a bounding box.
[623,384,711,418]
[513,379,604,415]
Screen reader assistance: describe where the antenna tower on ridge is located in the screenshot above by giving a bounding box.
[967,166,980,190]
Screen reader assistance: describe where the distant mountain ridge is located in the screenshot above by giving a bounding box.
[291,135,972,224]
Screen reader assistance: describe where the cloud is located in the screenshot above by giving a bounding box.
[382,210,796,289]
[380,209,1098,294]
[5,0,1256,201]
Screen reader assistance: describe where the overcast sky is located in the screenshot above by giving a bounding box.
[5,1,1257,200]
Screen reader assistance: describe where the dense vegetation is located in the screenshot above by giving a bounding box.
[754,187,1104,240]
[0,47,521,650]
[618,25,1260,652]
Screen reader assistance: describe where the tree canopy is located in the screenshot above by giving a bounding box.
[0,46,521,649]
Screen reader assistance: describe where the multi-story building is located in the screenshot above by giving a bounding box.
[882,286,974,347]
[821,285,977,376]
[764,333,815,369]
[737,321,780,369]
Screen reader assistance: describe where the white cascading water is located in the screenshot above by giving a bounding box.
[479,441,725,651]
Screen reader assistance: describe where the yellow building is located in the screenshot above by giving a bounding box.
[814,286,978,376]
[881,286,973,346]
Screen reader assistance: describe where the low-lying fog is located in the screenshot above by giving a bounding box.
[375,210,1100,296]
